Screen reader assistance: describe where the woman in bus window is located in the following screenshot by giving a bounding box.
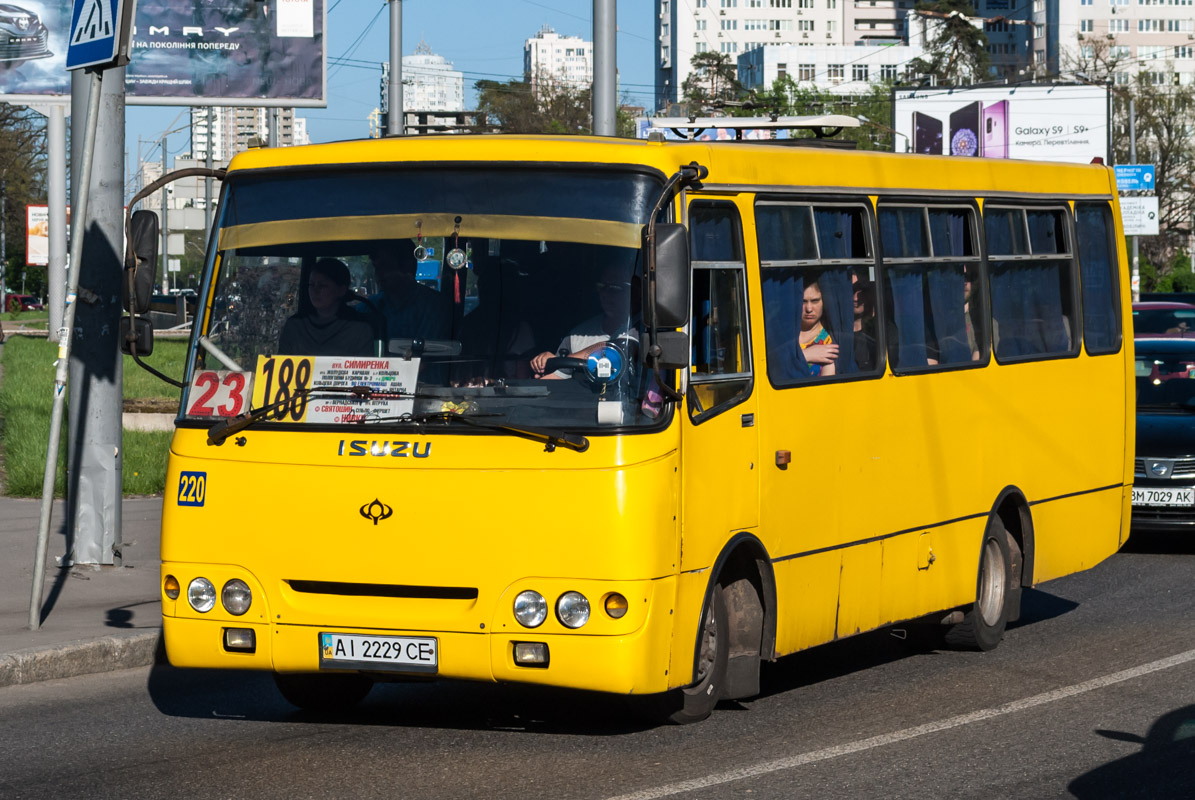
[278,258,375,357]
[800,280,838,377]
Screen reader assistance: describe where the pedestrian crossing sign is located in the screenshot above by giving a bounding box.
[66,0,134,71]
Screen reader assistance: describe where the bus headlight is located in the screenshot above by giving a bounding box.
[556,591,590,629]
[187,577,216,613]
[221,579,252,616]
[513,590,547,628]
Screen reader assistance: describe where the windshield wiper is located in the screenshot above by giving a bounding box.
[361,411,589,453]
[206,385,414,446]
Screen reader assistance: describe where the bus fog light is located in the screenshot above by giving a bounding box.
[514,642,549,666]
[163,575,180,600]
[223,628,256,652]
[556,591,590,629]
[187,577,216,613]
[513,590,547,628]
[221,580,252,615]
[604,593,628,619]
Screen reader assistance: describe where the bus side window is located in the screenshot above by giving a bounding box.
[756,201,877,385]
[879,204,986,371]
[1075,202,1121,354]
[986,206,1078,361]
[688,202,752,420]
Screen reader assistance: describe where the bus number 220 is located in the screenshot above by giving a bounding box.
[178,471,207,507]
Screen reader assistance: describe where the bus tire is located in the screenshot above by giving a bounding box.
[668,582,729,724]
[945,518,1013,652]
[274,672,373,712]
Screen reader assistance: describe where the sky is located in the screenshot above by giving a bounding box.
[124,0,657,169]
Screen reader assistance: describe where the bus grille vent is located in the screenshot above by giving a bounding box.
[286,580,478,600]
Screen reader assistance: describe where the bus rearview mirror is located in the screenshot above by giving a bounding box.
[652,223,690,329]
[124,210,159,315]
[119,315,154,357]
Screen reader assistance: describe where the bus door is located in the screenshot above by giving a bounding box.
[680,199,760,570]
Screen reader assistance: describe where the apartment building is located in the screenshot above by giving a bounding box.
[189,106,309,163]
[524,24,594,92]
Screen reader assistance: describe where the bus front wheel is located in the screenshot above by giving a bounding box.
[274,672,373,712]
[668,582,729,724]
[945,518,1013,651]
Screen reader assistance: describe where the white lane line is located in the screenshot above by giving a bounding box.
[606,648,1195,800]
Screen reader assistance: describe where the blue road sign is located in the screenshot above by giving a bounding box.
[66,0,125,71]
[1114,164,1156,193]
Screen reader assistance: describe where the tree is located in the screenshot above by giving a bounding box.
[736,76,903,152]
[681,52,744,113]
[907,1,991,86]
[475,71,592,134]
[0,104,47,293]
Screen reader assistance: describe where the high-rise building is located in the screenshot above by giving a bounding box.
[655,0,916,110]
[1066,0,1194,87]
[403,41,465,111]
[190,106,304,163]
[524,24,593,92]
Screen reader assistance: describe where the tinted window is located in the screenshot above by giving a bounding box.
[1075,202,1121,353]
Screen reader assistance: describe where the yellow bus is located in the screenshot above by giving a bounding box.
[127,130,1131,723]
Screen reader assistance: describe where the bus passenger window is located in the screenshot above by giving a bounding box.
[986,206,1077,361]
[1075,202,1121,354]
[879,205,985,371]
[756,201,877,385]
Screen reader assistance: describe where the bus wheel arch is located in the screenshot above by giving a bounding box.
[992,485,1034,622]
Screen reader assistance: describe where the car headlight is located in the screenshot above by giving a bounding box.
[513,590,547,628]
[221,579,252,616]
[556,591,590,629]
[187,577,216,613]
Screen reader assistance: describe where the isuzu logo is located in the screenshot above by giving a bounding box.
[1148,460,1171,478]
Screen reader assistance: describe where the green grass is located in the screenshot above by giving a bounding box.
[0,336,188,497]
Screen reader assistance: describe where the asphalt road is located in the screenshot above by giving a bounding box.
[2,533,1194,800]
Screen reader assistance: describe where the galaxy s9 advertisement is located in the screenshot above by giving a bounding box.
[894,85,1108,165]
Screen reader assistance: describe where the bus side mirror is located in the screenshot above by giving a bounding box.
[652,223,690,329]
[119,315,154,356]
[124,209,159,315]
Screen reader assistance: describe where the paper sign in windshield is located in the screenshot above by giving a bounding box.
[252,355,419,424]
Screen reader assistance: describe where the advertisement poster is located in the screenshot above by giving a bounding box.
[0,0,325,105]
[26,205,48,267]
[893,85,1109,165]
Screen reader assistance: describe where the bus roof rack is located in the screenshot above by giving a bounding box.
[647,115,860,142]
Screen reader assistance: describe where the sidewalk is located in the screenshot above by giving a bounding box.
[0,496,163,687]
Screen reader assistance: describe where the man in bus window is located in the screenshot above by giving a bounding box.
[530,264,640,379]
[364,248,452,342]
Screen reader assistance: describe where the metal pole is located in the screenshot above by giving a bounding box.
[388,0,403,136]
[1,172,6,314]
[1130,98,1139,302]
[161,135,170,294]
[593,0,616,136]
[204,107,214,235]
[47,103,66,334]
[30,71,103,628]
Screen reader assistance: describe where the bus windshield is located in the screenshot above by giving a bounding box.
[194,166,665,431]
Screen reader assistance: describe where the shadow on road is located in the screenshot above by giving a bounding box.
[1120,532,1195,556]
[1068,705,1195,797]
[146,662,656,735]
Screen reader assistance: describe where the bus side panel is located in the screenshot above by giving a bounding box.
[1029,489,1123,585]
[834,541,883,638]
[772,551,841,656]
[876,519,984,627]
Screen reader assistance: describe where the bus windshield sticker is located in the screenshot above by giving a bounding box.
[251,355,420,424]
[185,370,254,418]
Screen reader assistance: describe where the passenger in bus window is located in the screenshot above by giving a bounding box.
[364,248,452,342]
[964,267,981,360]
[277,258,375,356]
[800,280,838,377]
[530,265,640,379]
[851,271,877,371]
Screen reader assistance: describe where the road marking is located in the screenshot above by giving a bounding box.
[606,648,1195,800]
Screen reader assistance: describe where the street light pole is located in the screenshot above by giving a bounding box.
[388,0,403,136]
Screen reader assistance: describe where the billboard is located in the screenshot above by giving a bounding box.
[0,0,325,106]
[893,84,1109,165]
[26,205,48,266]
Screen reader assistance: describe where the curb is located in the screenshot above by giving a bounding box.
[0,630,161,688]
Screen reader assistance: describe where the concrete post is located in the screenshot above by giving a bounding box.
[67,67,124,567]
[160,135,169,294]
[593,0,617,136]
[388,0,403,136]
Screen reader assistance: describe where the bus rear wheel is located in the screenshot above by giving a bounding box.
[945,518,1013,651]
[274,672,373,712]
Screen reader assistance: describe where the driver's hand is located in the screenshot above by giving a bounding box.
[530,350,555,376]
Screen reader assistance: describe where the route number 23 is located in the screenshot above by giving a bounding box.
[186,371,252,418]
